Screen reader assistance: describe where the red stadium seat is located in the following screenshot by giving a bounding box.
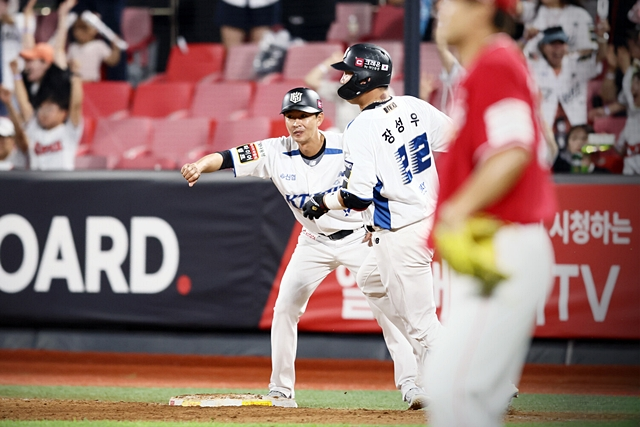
[189,82,253,121]
[152,43,226,83]
[210,117,271,152]
[249,80,306,120]
[282,42,344,82]
[593,116,626,139]
[81,117,154,169]
[369,5,404,41]
[149,117,214,167]
[82,81,133,119]
[130,82,195,118]
[114,155,177,170]
[223,43,261,81]
[327,2,374,43]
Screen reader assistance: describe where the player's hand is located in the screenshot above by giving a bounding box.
[302,194,329,219]
[363,231,373,247]
[181,163,201,187]
[434,215,508,297]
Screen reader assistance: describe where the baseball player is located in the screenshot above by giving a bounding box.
[301,43,452,398]
[425,0,557,425]
[181,87,429,409]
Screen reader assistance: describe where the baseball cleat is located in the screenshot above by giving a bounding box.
[404,387,429,410]
[267,390,290,399]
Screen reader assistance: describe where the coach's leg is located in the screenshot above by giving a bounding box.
[269,235,333,399]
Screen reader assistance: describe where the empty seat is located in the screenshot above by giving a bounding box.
[369,5,404,41]
[114,155,177,170]
[122,7,156,83]
[224,43,261,81]
[82,81,133,119]
[160,43,226,83]
[249,80,305,120]
[327,2,374,43]
[593,116,626,139]
[150,117,214,166]
[130,82,195,118]
[84,117,154,169]
[210,117,272,152]
[282,42,344,81]
[190,81,253,120]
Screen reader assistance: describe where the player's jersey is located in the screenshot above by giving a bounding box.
[342,95,452,230]
[26,117,83,170]
[230,130,363,236]
[436,34,556,225]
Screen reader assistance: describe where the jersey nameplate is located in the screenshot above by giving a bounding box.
[383,102,397,114]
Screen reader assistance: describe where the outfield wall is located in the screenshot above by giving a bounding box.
[0,171,638,364]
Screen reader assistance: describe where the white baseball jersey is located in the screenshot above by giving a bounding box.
[342,95,452,230]
[26,117,83,170]
[525,5,597,54]
[528,52,599,127]
[230,130,364,235]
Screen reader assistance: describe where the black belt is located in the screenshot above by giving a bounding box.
[365,225,376,232]
[321,229,355,240]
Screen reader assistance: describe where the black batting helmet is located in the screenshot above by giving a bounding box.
[280,87,323,114]
[331,43,393,100]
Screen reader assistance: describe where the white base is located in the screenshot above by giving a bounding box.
[168,393,298,408]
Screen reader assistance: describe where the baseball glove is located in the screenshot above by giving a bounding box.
[433,215,508,297]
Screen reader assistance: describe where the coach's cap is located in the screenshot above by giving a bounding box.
[281,87,323,114]
[20,43,54,63]
[539,26,569,45]
[0,117,15,137]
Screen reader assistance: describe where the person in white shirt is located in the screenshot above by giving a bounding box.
[0,112,26,170]
[67,13,121,82]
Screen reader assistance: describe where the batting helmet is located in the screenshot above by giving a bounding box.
[331,43,393,100]
[280,87,324,114]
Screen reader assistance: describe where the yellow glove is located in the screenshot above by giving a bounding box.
[434,215,508,297]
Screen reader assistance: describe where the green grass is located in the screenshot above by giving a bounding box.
[0,385,638,427]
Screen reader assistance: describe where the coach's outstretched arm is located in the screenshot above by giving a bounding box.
[181,151,232,187]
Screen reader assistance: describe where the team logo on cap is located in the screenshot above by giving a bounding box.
[317,100,322,109]
[289,92,303,103]
[354,57,364,67]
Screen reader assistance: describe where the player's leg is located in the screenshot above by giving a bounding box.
[426,225,554,427]
[269,234,334,398]
[373,219,443,348]
[338,233,423,405]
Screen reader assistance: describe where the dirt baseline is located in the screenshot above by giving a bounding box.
[0,350,638,424]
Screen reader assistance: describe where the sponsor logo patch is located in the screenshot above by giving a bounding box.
[237,143,261,163]
[354,57,364,67]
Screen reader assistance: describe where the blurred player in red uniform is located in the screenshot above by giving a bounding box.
[425,0,557,425]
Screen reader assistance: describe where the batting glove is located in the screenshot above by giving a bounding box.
[434,215,509,297]
[302,193,329,219]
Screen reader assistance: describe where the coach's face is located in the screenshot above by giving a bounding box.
[284,110,324,145]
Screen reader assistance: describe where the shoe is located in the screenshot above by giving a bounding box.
[267,390,289,399]
[404,387,429,410]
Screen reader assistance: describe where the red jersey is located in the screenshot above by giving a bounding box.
[435,35,557,225]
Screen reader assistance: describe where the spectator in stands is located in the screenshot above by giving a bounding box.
[18,0,76,113]
[614,68,640,174]
[591,27,640,119]
[72,0,127,81]
[215,0,281,50]
[552,124,609,173]
[522,0,599,57]
[67,12,122,81]
[528,26,606,150]
[0,109,26,170]
[7,59,83,170]
[1,0,37,93]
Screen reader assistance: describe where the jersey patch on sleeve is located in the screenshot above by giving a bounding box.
[236,143,262,163]
[484,98,534,148]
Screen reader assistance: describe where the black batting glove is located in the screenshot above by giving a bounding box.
[302,193,329,219]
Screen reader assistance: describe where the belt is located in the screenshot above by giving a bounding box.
[320,229,355,240]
